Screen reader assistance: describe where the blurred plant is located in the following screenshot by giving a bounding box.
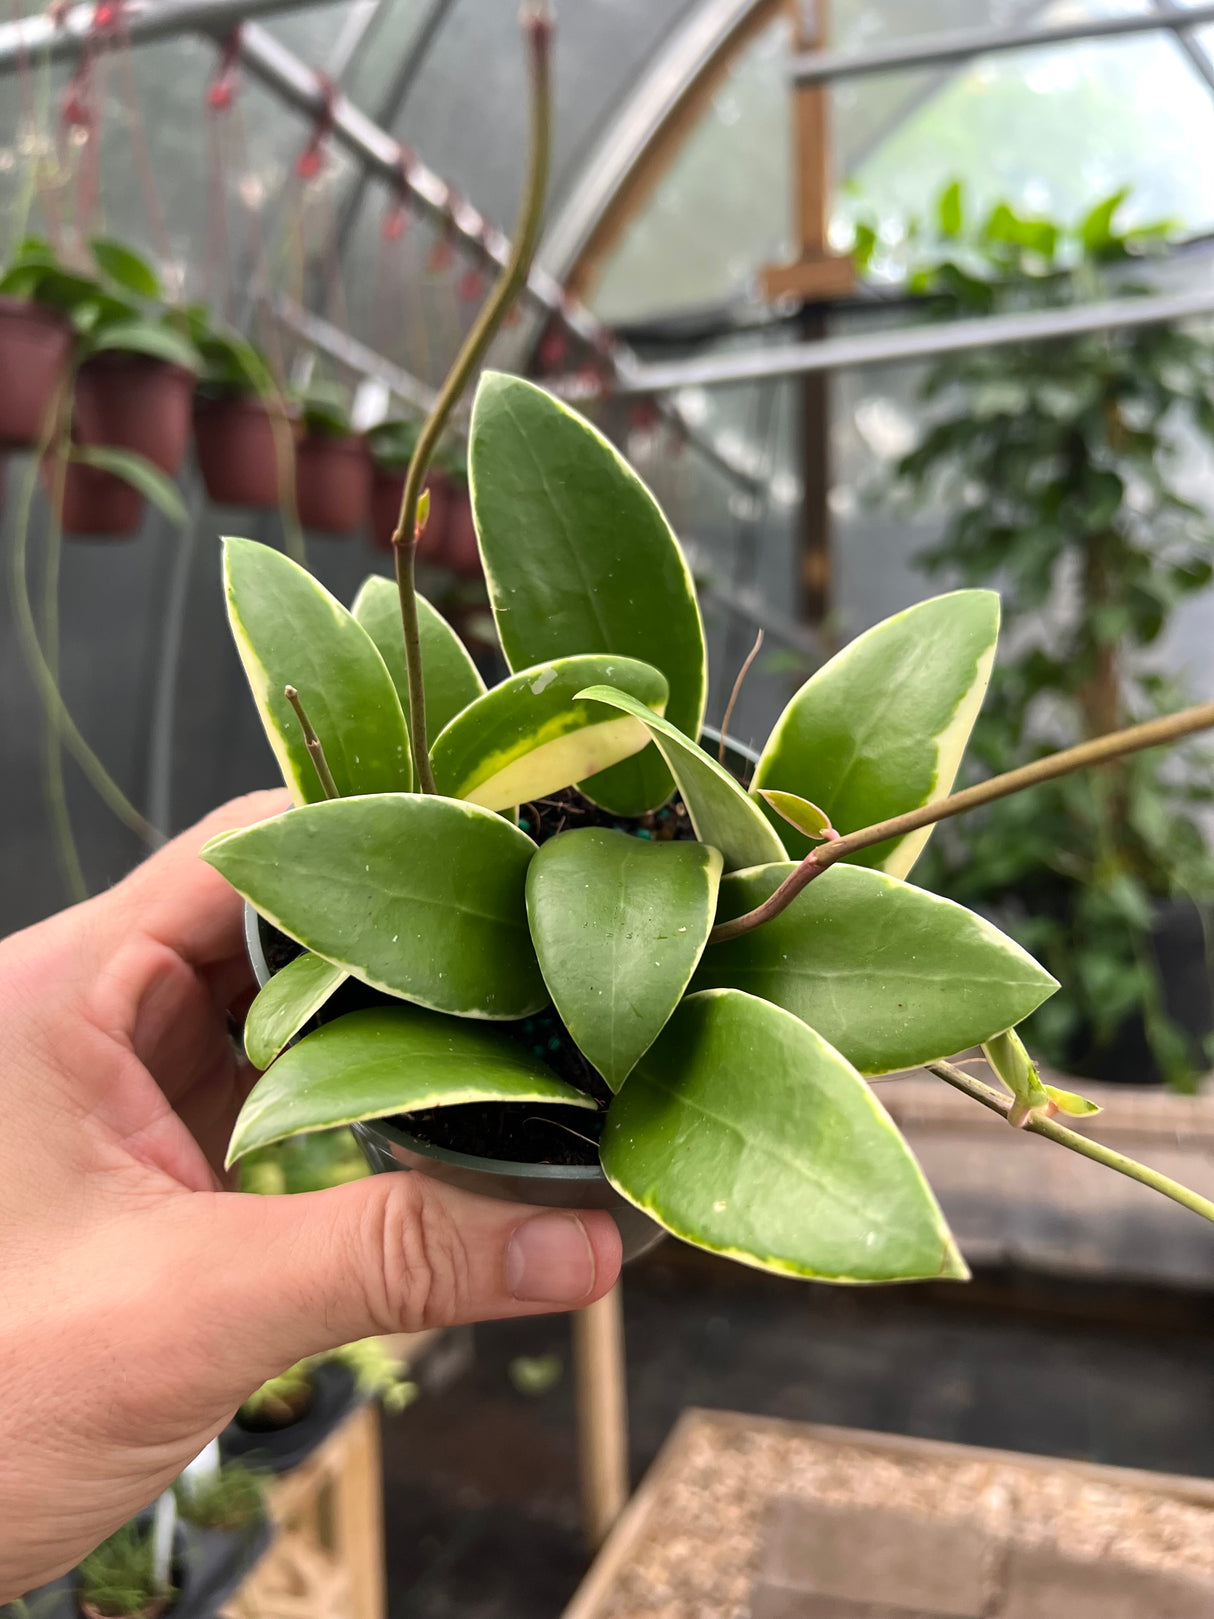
[236,1361,314,1430]
[174,1462,266,1532]
[297,378,354,437]
[883,181,1214,1085]
[508,1352,563,1396]
[78,1524,171,1619]
[238,1126,368,1195]
[327,1338,418,1414]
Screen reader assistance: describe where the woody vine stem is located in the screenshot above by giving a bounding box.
[711,700,1214,945]
[392,2,553,794]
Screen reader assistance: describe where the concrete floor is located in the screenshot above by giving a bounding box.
[379,1244,1214,1619]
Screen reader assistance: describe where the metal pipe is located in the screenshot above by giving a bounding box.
[333,0,460,255]
[791,2,1214,85]
[1151,0,1214,100]
[570,284,1214,397]
[0,0,327,68]
[271,296,438,415]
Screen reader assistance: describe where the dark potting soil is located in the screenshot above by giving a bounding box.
[256,786,696,1168]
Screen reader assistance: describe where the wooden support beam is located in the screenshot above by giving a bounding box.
[759,0,848,631]
[572,1284,630,1550]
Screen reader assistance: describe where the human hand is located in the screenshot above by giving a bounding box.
[0,792,620,1599]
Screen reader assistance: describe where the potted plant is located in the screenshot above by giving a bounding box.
[221,1356,356,1474]
[0,238,74,449]
[292,381,371,536]
[427,446,480,577]
[28,237,200,537]
[173,1461,271,1615]
[189,316,295,510]
[77,1524,173,1619]
[884,183,1214,1085]
[199,12,1214,1283]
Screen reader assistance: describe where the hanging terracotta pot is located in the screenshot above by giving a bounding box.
[369,465,405,552]
[194,393,294,507]
[444,482,481,578]
[414,468,454,565]
[73,352,196,475]
[0,296,72,449]
[294,432,371,535]
[51,460,146,537]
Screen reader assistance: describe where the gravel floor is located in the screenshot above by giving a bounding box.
[380,1244,1214,1619]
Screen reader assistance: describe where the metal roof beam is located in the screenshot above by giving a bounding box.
[564,284,1214,397]
[0,0,325,69]
[791,2,1214,85]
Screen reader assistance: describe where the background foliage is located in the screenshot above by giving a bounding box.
[879,183,1214,1086]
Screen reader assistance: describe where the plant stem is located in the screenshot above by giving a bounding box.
[718,628,763,767]
[41,435,87,902]
[10,416,157,845]
[391,1,552,793]
[283,685,339,800]
[709,698,1214,945]
[927,1059,1214,1226]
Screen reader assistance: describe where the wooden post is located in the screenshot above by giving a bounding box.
[760,0,851,632]
[572,1283,629,1550]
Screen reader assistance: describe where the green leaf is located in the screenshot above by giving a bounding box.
[576,685,785,871]
[89,237,162,300]
[432,656,668,812]
[1044,1084,1102,1118]
[352,574,486,743]
[202,794,547,1019]
[752,590,1000,876]
[86,320,199,371]
[223,537,412,803]
[526,828,723,1090]
[469,372,706,814]
[69,445,186,525]
[938,179,963,239]
[758,789,834,840]
[1080,187,1129,251]
[693,862,1058,1076]
[243,951,349,1070]
[227,1005,594,1164]
[601,990,966,1282]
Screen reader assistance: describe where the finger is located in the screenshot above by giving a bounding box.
[175,1173,623,1392]
[98,789,291,972]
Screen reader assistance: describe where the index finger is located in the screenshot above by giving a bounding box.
[101,789,292,973]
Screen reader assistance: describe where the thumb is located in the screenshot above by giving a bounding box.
[182,1170,622,1389]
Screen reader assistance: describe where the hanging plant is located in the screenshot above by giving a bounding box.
[25,236,200,537]
[291,380,370,536]
[189,313,296,510]
[0,239,74,450]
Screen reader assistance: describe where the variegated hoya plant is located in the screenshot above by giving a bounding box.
[202,369,1214,1285]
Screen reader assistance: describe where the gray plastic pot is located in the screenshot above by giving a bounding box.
[241,728,761,1266]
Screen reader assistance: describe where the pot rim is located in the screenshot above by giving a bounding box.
[352,1115,608,1183]
[0,292,71,330]
[297,429,370,456]
[77,350,196,381]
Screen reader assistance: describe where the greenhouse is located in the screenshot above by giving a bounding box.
[4,2,1214,1616]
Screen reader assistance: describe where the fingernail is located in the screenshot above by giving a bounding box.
[507,1212,597,1303]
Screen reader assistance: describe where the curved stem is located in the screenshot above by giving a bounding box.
[10,407,157,846]
[927,1059,1214,1226]
[710,699,1214,945]
[41,437,87,902]
[392,2,552,793]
